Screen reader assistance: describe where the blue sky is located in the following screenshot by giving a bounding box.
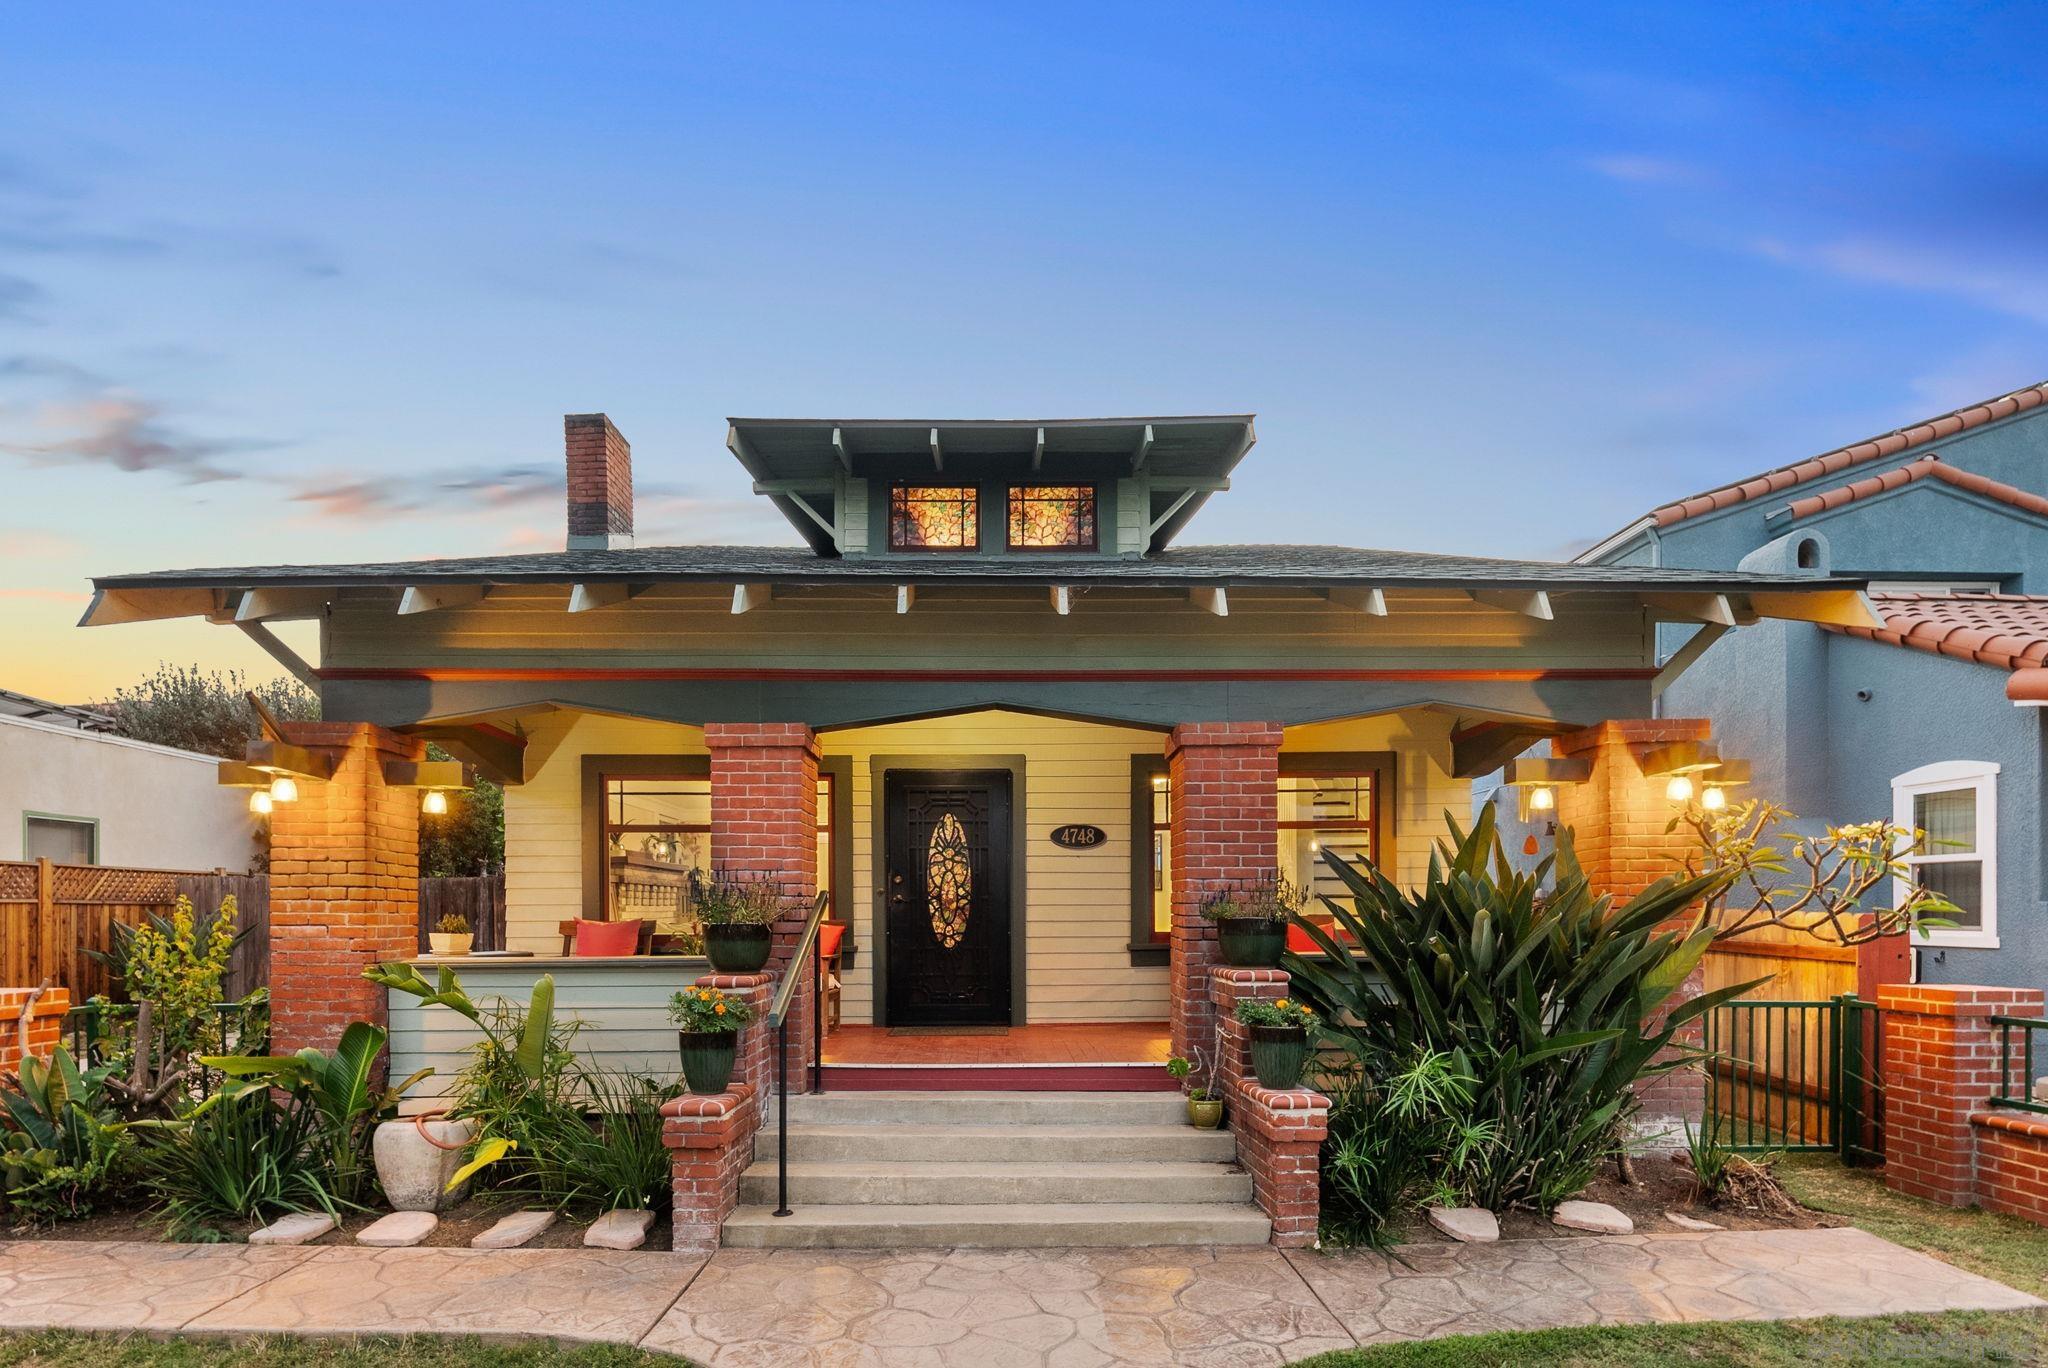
[4,2,2045,698]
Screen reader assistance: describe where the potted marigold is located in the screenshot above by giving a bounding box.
[1202,875,1306,968]
[669,984,755,1094]
[428,913,473,957]
[689,868,781,973]
[1234,996,1318,1089]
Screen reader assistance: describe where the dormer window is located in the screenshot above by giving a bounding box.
[890,485,979,551]
[1007,485,1097,551]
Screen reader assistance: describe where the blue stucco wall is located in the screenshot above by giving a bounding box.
[1612,405,2048,591]
[1672,629,2046,992]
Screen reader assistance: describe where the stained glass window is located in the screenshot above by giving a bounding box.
[890,485,979,550]
[926,812,972,948]
[1007,485,1097,550]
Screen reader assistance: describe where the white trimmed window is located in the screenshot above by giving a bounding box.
[1891,761,1999,949]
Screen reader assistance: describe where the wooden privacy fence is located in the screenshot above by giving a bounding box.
[1,859,505,1001]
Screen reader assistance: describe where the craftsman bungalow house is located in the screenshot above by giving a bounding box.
[82,413,1867,1248]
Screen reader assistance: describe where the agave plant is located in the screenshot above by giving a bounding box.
[1286,805,1765,1212]
[364,962,560,1190]
[199,1021,431,1204]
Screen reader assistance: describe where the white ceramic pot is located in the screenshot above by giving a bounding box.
[374,1115,479,1212]
[428,933,473,956]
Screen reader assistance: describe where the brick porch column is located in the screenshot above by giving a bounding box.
[1167,721,1283,1062]
[1879,984,2046,1206]
[1552,718,1713,1127]
[267,722,424,1053]
[705,723,821,1081]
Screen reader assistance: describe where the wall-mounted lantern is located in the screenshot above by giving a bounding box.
[1642,741,1723,805]
[1502,756,1590,821]
[383,758,471,816]
[1698,758,1752,812]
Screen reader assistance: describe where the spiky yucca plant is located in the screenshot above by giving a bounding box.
[1287,805,1763,1214]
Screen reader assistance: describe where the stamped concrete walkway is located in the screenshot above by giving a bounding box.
[0,1227,2036,1366]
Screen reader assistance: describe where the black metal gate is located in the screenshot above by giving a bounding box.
[1701,993,1884,1163]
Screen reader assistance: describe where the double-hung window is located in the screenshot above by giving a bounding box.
[1892,760,1998,949]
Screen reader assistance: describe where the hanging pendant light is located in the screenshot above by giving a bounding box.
[421,790,449,816]
[269,776,299,803]
[249,790,273,815]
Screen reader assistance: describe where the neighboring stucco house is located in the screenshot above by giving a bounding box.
[1577,381,2048,992]
[0,686,258,870]
[80,411,1863,1247]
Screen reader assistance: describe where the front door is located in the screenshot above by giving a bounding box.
[883,770,1013,1026]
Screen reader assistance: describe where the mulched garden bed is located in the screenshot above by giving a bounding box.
[1398,1151,1842,1245]
[1,1196,674,1252]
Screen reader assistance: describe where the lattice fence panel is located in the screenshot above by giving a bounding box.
[50,864,182,905]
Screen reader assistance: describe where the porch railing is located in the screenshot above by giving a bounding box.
[767,890,831,1218]
[1991,1016,2048,1116]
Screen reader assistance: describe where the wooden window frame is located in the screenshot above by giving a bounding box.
[1892,759,1999,950]
[887,482,981,552]
[21,811,99,866]
[1005,483,1099,553]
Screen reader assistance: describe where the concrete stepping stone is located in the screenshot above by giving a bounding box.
[248,1212,336,1245]
[1664,1210,1724,1232]
[357,1211,438,1247]
[472,1209,557,1249]
[584,1208,656,1250]
[1552,1200,1633,1235]
[1427,1206,1499,1243]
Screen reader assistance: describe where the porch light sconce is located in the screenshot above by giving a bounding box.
[1698,759,1752,813]
[268,776,299,804]
[382,758,471,816]
[1642,740,1722,805]
[242,737,337,792]
[1501,757,1590,821]
[216,759,290,812]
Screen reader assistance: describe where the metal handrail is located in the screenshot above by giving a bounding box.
[770,890,831,1218]
[1990,1015,2047,1116]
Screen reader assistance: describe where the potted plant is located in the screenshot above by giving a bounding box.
[1167,1052,1223,1129]
[1234,996,1319,1089]
[689,868,781,973]
[428,913,473,957]
[1202,875,1306,968]
[669,984,755,1094]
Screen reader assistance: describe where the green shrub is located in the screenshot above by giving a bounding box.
[0,1046,132,1224]
[501,1069,681,1212]
[1287,806,1761,1221]
[137,1088,338,1241]
[1320,1049,1495,1247]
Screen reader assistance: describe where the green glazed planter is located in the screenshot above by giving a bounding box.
[1187,1097,1224,1130]
[1216,916,1287,968]
[1247,1024,1311,1090]
[677,1029,740,1095]
[704,923,773,974]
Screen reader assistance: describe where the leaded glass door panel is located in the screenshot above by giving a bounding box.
[882,770,1012,1026]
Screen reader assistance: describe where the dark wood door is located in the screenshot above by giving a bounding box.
[883,770,1012,1026]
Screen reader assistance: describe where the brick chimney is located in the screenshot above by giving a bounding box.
[565,412,634,550]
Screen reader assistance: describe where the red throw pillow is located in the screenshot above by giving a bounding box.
[574,919,641,957]
[1286,923,1320,954]
[818,922,846,958]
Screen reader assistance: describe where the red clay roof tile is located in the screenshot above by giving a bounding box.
[1644,380,2048,530]
[1826,592,2048,673]
[1778,455,2048,523]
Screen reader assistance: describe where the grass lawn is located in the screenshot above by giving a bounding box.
[0,1335,686,1368]
[1294,1158,2048,1366]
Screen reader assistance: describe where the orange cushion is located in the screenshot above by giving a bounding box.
[1286,923,1320,954]
[573,919,641,957]
[818,922,846,958]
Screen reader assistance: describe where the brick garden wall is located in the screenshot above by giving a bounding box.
[0,985,69,1072]
[1209,965,1328,1247]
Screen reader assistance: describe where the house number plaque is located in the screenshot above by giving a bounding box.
[1049,824,1107,850]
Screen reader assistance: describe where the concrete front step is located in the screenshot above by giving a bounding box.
[738,1159,1253,1207]
[721,1201,1272,1249]
[781,1090,1187,1127]
[754,1122,1238,1165]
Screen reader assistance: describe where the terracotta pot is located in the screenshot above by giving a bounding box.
[428,932,472,956]
[1216,917,1286,967]
[1187,1097,1224,1129]
[677,1029,740,1095]
[704,923,773,973]
[1248,1024,1311,1090]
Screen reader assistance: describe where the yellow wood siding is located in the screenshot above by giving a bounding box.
[323,584,1650,671]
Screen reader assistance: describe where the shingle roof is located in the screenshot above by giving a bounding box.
[1824,592,2048,672]
[90,542,1861,594]
[1778,455,2048,523]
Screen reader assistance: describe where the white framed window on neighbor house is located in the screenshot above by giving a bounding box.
[1891,760,1999,949]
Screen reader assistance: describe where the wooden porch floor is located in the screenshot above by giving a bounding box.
[821,1021,1172,1066]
